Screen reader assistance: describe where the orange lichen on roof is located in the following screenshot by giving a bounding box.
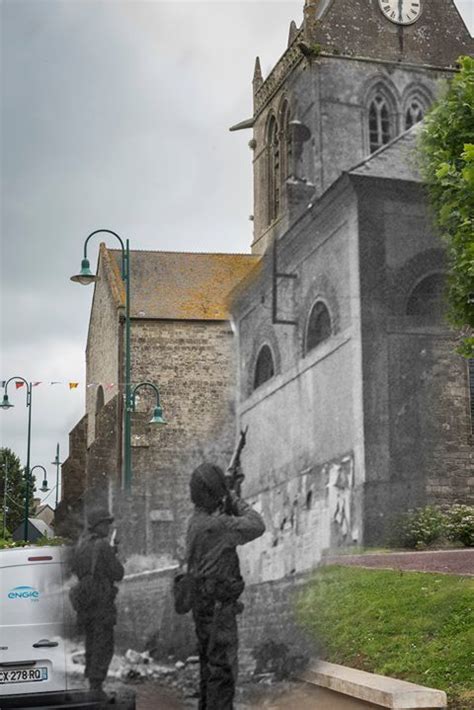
[107,249,260,320]
[100,243,126,308]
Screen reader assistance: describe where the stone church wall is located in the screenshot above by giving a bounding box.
[236,181,366,581]
[354,177,473,542]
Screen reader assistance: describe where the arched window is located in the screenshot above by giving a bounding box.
[406,273,446,321]
[369,93,392,153]
[253,345,275,390]
[95,385,105,436]
[280,100,292,182]
[267,114,280,225]
[95,385,104,414]
[405,97,425,129]
[306,301,332,353]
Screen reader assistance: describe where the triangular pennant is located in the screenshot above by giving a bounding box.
[69,382,79,390]
[15,381,25,389]
[33,382,42,387]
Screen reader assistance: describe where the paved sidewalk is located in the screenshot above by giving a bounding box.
[324,548,474,575]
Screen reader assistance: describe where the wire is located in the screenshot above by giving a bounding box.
[40,485,57,504]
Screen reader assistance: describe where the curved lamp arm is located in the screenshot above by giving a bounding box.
[71,229,129,284]
[30,465,49,492]
[130,382,166,425]
[1,376,31,409]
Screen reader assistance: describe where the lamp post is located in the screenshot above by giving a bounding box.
[130,382,167,425]
[71,229,132,489]
[1,377,33,541]
[51,443,62,507]
[2,459,8,539]
[30,465,50,494]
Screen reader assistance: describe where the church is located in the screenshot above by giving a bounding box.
[60,0,473,654]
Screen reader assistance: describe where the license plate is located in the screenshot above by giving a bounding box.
[0,667,48,683]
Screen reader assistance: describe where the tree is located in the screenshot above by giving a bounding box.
[0,448,35,536]
[419,55,474,357]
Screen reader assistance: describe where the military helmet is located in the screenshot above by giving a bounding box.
[190,463,228,512]
[87,508,114,530]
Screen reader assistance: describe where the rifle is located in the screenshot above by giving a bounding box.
[225,426,248,499]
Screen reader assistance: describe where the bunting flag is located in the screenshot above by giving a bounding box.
[1,379,129,389]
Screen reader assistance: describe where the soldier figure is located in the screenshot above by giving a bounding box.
[186,463,265,710]
[70,508,124,699]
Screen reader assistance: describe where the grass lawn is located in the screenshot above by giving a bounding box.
[296,566,474,709]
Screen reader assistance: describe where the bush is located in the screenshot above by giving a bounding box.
[389,505,474,549]
[444,505,474,547]
[393,506,446,549]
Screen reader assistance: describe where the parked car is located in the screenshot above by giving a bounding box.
[0,545,134,709]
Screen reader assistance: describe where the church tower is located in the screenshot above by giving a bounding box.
[235,0,473,254]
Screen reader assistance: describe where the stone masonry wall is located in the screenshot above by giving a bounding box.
[234,179,366,582]
[355,177,473,542]
[116,563,316,674]
[112,318,236,561]
[56,414,88,537]
[86,251,121,445]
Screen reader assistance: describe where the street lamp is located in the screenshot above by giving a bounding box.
[71,229,133,489]
[51,443,62,508]
[1,377,33,541]
[130,382,167,425]
[2,459,9,539]
[31,465,50,494]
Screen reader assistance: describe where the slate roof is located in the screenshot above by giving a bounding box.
[108,250,260,320]
[349,124,423,183]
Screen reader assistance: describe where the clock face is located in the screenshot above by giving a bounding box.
[378,0,422,25]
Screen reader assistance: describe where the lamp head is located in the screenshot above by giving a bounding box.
[40,480,49,493]
[70,258,97,285]
[150,405,167,425]
[0,394,13,410]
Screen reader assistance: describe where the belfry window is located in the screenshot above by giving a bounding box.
[306,301,332,353]
[267,115,280,224]
[253,345,275,390]
[369,94,392,153]
[405,98,425,129]
[280,100,292,182]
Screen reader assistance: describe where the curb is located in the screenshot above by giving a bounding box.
[300,661,447,709]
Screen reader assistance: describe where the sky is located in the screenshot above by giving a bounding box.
[1,0,473,509]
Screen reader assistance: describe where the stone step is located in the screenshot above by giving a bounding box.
[300,661,447,709]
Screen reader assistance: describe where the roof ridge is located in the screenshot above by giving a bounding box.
[348,123,421,174]
[107,248,258,257]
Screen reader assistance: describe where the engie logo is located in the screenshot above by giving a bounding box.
[8,586,40,601]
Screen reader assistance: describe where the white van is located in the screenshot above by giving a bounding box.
[0,545,134,709]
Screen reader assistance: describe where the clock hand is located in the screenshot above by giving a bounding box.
[398,0,403,22]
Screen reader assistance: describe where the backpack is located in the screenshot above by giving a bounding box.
[69,537,100,613]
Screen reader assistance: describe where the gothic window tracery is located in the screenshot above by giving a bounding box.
[280,99,292,182]
[369,93,392,153]
[405,97,425,129]
[267,114,280,225]
[253,344,275,390]
[305,301,332,353]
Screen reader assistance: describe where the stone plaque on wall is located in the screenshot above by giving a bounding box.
[149,509,174,522]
